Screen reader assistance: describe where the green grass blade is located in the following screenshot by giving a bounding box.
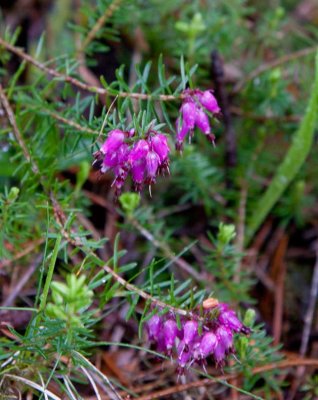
[247,52,318,243]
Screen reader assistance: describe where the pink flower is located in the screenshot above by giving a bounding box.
[129,139,150,164]
[195,108,211,135]
[175,89,220,150]
[93,128,171,195]
[183,320,198,348]
[146,151,161,181]
[180,101,197,130]
[150,134,170,163]
[198,90,220,114]
[146,314,162,341]
[163,319,179,352]
[145,300,249,373]
[197,332,218,359]
[177,340,193,369]
[100,129,125,154]
[176,119,190,151]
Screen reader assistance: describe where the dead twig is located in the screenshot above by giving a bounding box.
[0,238,45,269]
[79,0,123,53]
[0,84,39,175]
[137,358,318,400]
[42,109,100,135]
[233,46,317,94]
[0,37,181,102]
[128,216,205,283]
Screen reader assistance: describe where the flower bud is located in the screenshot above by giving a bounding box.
[218,310,242,333]
[195,108,211,135]
[146,151,161,179]
[150,134,170,162]
[100,129,125,154]
[163,319,179,351]
[146,314,162,341]
[181,101,197,130]
[198,332,217,359]
[198,90,220,114]
[183,320,198,347]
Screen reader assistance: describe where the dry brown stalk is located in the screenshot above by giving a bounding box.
[0,37,181,102]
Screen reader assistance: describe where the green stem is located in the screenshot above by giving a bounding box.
[39,235,62,312]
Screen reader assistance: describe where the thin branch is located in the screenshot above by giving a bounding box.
[300,243,318,356]
[128,216,205,282]
[0,84,39,174]
[2,254,42,307]
[233,45,317,94]
[0,238,45,269]
[80,0,122,52]
[137,358,318,400]
[102,264,189,317]
[0,36,181,102]
[43,109,100,135]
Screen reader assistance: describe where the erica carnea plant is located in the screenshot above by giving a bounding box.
[0,1,317,399]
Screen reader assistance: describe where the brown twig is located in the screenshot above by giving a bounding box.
[102,265,189,318]
[0,36,181,102]
[300,243,318,356]
[80,0,123,52]
[272,234,288,346]
[42,109,100,135]
[233,46,318,94]
[0,84,39,175]
[0,238,45,269]
[128,216,205,282]
[137,358,318,400]
[2,254,42,307]
[234,180,248,283]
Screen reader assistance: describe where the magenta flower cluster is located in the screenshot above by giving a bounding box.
[93,129,170,194]
[176,89,220,150]
[146,300,250,374]
[92,88,220,194]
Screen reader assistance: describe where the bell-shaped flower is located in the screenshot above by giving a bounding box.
[195,108,211,135]
[100,129,125,154]
[198,90,220,114]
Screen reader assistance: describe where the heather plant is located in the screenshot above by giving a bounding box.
[0,1,318,399]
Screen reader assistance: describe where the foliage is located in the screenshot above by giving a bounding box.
[0,0,317,399]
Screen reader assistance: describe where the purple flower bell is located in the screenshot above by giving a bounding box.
[163,319,179,353]
[129,139,149,163]
[176,119,189,150]
[216,325,233,352]
[197,332,218,359]
[100,129,125,154]
[181,101,197,130]
[146,314,162,341]
[176,89,220,150]
[150,134,170,163]
[146,151,161,183]
[183,320,198,349]
[195,108,211,135]
[198,90,220,114]
[218,307,243,333]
